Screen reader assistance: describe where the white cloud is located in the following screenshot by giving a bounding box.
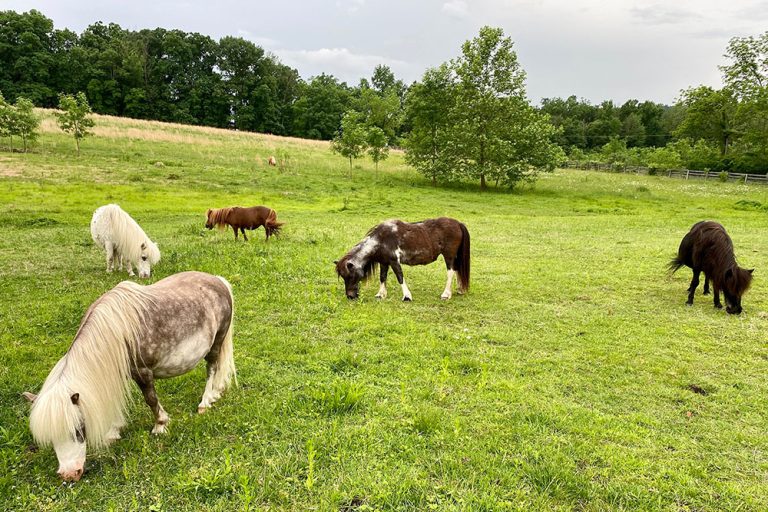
[442,0,468,19]
[278,47,408,83]
[236,29,279,48]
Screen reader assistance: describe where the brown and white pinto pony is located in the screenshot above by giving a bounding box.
[335,217,470,301]
[205,206,283,241]
[23,271,236,482]
[669,221,753,314]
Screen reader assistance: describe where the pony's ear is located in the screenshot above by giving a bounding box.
[140,242,146,250]
[749,268,754,274]
[70,393,80,405]
[206,209,212,215]
[333,260,339,265]
[725,268,733,279]
[22,391,37,403]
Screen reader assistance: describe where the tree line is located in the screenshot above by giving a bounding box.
[2,9,767,182]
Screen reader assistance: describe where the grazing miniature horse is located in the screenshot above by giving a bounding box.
[205,206,283,241]
[268,156,277,166]
[23,271,236,482]
[669,221,753,314]
[335,217,470,301]
[90,204,160,278]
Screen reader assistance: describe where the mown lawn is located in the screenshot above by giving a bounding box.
[1,113,767,511]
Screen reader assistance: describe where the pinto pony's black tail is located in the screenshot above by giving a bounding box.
[455,222,471,292]
[265,209,284,238]
[668,256,685,274]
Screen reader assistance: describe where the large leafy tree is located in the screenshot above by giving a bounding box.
[450,26,563,188]
[292,74,351,140]
[676,86,738,156]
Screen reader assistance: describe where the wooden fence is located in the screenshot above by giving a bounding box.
[566,161,768,185]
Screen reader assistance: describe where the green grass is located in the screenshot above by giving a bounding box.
[1,113,768,511]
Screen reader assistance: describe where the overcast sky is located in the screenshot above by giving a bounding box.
[4,0,767,105]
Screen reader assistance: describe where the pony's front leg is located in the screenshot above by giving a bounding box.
[126,259,135,277]
[241,228,248,241]
[392,262,412,301]
[233,226,239,240]
[106,418,126,444]
[135,370,170,434]
[376,264,389,299]
[703,275,710,295]
[713,284,723,309]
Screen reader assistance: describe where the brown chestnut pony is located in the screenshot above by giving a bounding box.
[669,221,753,314]
[206,206,283,241]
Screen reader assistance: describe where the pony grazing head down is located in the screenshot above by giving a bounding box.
[137,240,160,279]
[24,283,145,481]
[205,208,229,230]
[335,237,379,300]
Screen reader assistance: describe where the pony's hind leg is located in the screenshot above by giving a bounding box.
[135,369,170,434]
[241,228,248,241]
[441,257,455,300]
[441,269,455,300]
[104,241,115,272]
[198,322,236,413]
[686,269,700,305]
[703,275,710,295]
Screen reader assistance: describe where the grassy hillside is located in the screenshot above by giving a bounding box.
[1,112,768,511]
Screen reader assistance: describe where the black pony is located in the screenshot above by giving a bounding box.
[335,218,470,301]
[669,221,753,314]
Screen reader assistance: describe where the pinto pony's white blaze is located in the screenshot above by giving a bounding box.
[90,204,160,278]
[25,272,236,482]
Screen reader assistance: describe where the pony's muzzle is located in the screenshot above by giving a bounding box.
[58,467,84,482]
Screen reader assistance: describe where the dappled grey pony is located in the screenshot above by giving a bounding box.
[335,217,470,301]
[23,271,236,482]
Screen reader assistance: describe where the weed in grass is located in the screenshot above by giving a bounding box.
[411,406,442,436]
[311,380,364,415]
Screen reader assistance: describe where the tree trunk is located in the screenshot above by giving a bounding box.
[22,134,27,152]
[480,173,487,190]
[348,157,352,178]
[76,137,80,156]
[432,175,437,186]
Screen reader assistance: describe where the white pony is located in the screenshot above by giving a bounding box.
[24,271,236,482]
[90,204,160,278]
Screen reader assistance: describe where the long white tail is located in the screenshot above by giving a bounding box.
[214,277,237,389]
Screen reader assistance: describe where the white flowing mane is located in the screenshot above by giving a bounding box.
[29,282,154,450]
[94,204,160,264]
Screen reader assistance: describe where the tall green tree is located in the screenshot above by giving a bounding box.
[366,125,389,173]
[56,91,95,155]
[13,96,39,151]
[293,74,351,139]
[403,64,457,185]
[451,26,563,188]
[330,111,367,175]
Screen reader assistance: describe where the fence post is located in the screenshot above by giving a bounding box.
[686,170,690,180]
[745,175,748,184]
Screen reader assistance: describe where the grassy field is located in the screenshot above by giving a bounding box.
[1,113,768,511]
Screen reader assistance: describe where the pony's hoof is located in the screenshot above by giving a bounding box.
[402,296,412,302]
[702,290,710,295]
[197,406,208,414]
[440,294,451,300]
[685,302,693,307]
[151,424,168,435]
[714,304,723,309]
